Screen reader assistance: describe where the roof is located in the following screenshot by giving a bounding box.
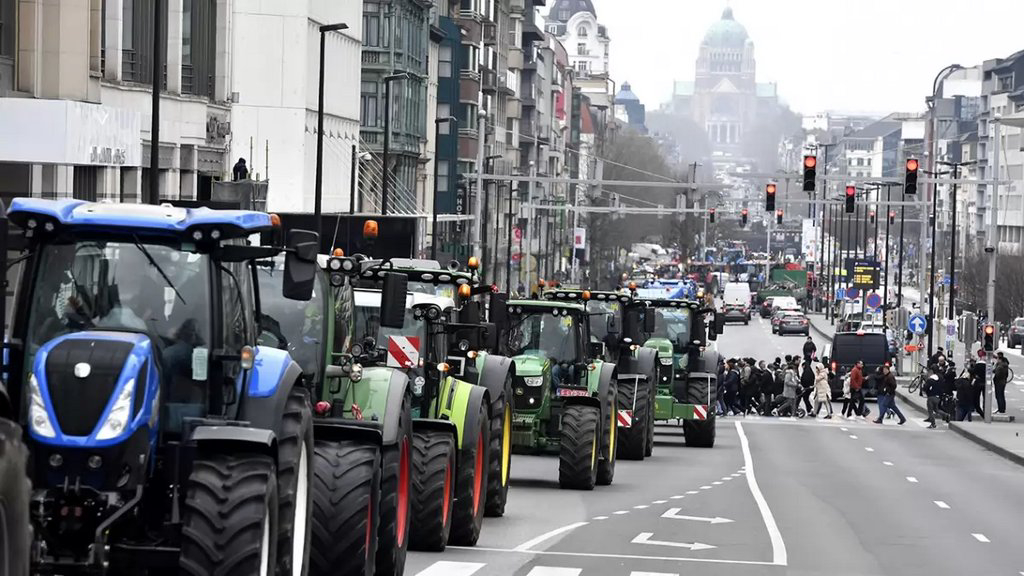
[616,82,639,102]
[702,7,750,49]
[507,300,586,312]
[548,0,596,22]
[846,120,901,140]
[353,288,455,310]
[7,198,272,238]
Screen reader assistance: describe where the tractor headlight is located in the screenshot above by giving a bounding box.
[349,363,363,383]
[458,339,470,352]
[328,258,342,271]
[523,377,543,387]
[659,358,673,366]
[28,374,56,438]
[95,379,135,441]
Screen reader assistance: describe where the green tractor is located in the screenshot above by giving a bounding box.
[542,289,660,461]
[348,267,494,550]
[639,298,723,448]
[503,298,618,489]
[255,252,413,576]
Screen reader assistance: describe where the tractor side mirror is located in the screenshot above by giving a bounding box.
[643,309,656,334]
[447,323,482,351]
[458,300,482,324]
[588,341,606,359]
[489,292,509,326]
[606,314,620,335]
[710,313,725,341]
[283,229,319,301]
[481,323,498,351]
[379,272,408,329]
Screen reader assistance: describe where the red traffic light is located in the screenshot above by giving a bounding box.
[804,155,817,169]
[846,186,856,197]
[741,209,749,215]
[869,210,876,218]
[984,324,995,335]
[889,210,896,218]
[766,183,777,194]
[906,158,919,172]
[776,209,784,217]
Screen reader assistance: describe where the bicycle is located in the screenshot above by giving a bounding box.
[907,363,929,394]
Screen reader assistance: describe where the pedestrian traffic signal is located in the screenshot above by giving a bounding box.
[983,323,995,351]
[905,158,919,195]
[741,208,748,227]
[709,208,716,223]
[802,155,817,192]
[776,209,784,225]
[845,186,856,213]
[766,183,777,211]
[869,210,876,224]
[888,210,896,225]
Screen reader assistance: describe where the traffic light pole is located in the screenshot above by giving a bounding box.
[883,185,892,314]
[985,118,1001,424]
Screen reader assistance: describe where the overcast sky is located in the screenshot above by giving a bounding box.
[558,1,1024,115]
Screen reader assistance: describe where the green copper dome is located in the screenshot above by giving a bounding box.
[702,7,749,48]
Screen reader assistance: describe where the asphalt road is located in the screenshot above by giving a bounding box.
[406,318,1024,576]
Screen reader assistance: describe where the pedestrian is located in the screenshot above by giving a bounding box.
[722,359,742,416]
[811,360,833,419]
[758,360,775,415]
[873,364,906,425]
[929,346,946,366]
[843,360,866,419]
[782,360,801,417]
[923,364,945,429]
[969,358,986,418]
[232,157,249,181]
[742,359,761,415]
[955,371,975,422]
[803,336,817,361]
[799,357,815,414]
[995,352,1010,414]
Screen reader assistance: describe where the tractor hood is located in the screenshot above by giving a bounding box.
[644,338,673,357]
[510,354,549,377]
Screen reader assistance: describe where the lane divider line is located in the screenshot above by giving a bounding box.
[883,461,894,466]
[592,516,609,520]
[613,510,629,515]
[849,434,858,439]
[514,521,590,552]
[670,495,684,499]
[906,476,919,483]
[972,533,990,543]
[634,505,650,509]
[865,447,875,452]
[934,501,950,509]
[736,421,788,567]
[652,500,668,504]
[414,561,486,576]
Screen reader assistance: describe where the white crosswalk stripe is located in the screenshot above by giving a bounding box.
[414,563,680,576]
[414,561,486,576]
[525,568,583,576]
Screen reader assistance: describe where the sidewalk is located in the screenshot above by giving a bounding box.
[807,312,835,343]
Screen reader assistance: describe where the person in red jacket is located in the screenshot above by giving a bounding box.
[843,360,866,418]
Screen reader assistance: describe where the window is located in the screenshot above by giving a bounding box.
[181,0,216,97]
[998,75,1013,92]
[1,0,16,58]
[439,44,453,77]
[577,43,587,55]
[437,160,449,195]
[559,9,569,20]
[363,2,380,47]
[577,25,588,37]
[438,103,452,134]
[361,81,378,127]
[122,0,168,86]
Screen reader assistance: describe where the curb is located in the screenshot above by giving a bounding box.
[807,315,834,344]
[895,388,928,416]
[948,423,1024,468]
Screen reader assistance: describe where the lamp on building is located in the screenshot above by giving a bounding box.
[315,22,349,237]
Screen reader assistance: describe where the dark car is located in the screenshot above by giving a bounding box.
[759,297,775,318]
[722,303,750,325]
[1009,318,1024,348]
[827,331,890,399]
[777,311,810,336]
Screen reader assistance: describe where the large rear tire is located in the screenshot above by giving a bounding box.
[277,387,314,576]
[615,380,648,461]
[409,430,456,551]
[596,380,617,486]
[309,440,381,576]
[559,404,600,491]
[448,399,490,547]
[683,376,716,448]
[180,454,278,576]
[0,419,30,576]
[484,372,513,518]
[376,394,412,576]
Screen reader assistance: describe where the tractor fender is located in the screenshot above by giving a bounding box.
[452,384,490,454]
[596,363,617,403]
[563,395,602,411]
[692,347,720,376]
[634,346,658,380]
[192,425,277,461]
[378,368,412,447]
[241,348,305,439]
[412,417,459,441]
[479,353,515,412]
[313,419,384,446]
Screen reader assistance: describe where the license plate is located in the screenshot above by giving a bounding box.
[557,388,590,397]
[513,414,535,424]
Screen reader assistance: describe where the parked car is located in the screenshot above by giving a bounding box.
[777,311,810,336]
[723,303,750,324]
[759,297,776,318]
[1009,318,1024,348]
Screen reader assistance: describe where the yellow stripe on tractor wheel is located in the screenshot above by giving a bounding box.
[501,406,511,486]
[591,432,597,471]
[608,407,616,460]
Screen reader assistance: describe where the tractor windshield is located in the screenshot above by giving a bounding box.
[506,311,579,363]
[25,237,212,381]
[587,300,620,343]
[652,308,692,346]
[256,261,325,377]
[407,281,457,300]
[353,301,424,353]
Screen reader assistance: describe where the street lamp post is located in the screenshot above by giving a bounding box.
[937,160,977,321]
[314,23,349,238]
[883,184,893,313]
[431,116,457,260]
[924,168,950,358]
[381,73,411,216]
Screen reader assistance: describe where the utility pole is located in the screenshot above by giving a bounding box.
[883,184,892,313]
[472,111,488,261]
[985,117,1001,424]
[148,0,163,205]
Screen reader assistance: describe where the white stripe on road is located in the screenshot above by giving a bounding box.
[736,421,788,566]
[631,573,679,576]
[906,476,919,483]
[687,490,699,494]
[614,510,629,515]
[670,495,684,499]
[883,461,894,466]
[934,501,950,509]
[972,533,990,543]
[634,505,650,509]
[525,568,582,576]
[840,427,848,431]
[712,481,723,485]
[849,434,858,439]
[414,561,486,576]
[700,486,712,490]
[652,500,668,504]
[865,447,875,452]
[514,522,589,551]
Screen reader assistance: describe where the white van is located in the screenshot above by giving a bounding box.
[722,283,753,322]
[771,296,799,311]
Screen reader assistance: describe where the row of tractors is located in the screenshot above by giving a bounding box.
[0,198,724,576]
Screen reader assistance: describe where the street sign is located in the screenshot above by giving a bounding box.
[849,259,880,289]
[909,313,928,335]
[946,323,956,337]
[866,292,882,310]
[835,287,847,301]
[847,288,860,300]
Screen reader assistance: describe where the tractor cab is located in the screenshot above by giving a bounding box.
[503,300,591,407]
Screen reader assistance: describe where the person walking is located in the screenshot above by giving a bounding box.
[742,359,761,415]
[842,361,864,419]
[799,358,816,414]
[969,358,986,418]
[723,359,742,416]
[758,360,776,415]
[923,364,945,429]
[782,360,801,417]
[873,364,906,425]
[955,370,975,422]
[803,336,817,361]
[811,360,833,419]
[994,353,1009,414]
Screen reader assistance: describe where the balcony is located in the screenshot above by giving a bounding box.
[483,22,497,45]
[481,68,498,93]
[508,47,524,70]
[460,73,481,102]
[522,20,544,43]
[360,129,422,155]
[507,98,522,119]
[509,0,524,13]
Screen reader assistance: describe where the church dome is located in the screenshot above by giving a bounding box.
[616,82,639,102]
[702,7,749,48]
[548,0,596,22]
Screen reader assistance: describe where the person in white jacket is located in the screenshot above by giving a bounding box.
[810,360,833,419]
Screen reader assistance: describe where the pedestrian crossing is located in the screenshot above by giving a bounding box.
[413,563,680,576]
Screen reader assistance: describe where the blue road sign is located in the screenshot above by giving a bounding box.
[866,292,882,310]
[847,288,861,300]
[835,288,846,301]
[909,313,928,335]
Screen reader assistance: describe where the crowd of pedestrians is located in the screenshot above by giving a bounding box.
[918,348,1011,427]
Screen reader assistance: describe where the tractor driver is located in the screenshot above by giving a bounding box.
[543,315,577,387]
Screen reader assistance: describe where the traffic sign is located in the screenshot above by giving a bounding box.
[909,313,928,335]
[866,292,882,310]
[946,323,956,337]
[835,288,847,300]
[847,288,861,300]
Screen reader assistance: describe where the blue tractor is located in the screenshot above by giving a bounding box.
[1,199,323,575]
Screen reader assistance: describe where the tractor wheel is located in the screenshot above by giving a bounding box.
[559,404,600,491]
[277,387,314,576]
[683,376,717,448]
[309,440,381,576]
[645,379,656,457]
[180,453,278,576]
[484,372,513,518]
[448,399,490,547]
[596,380,618,486]
[409,430,456,551]
[376,393,413,576]
[615,381,648,461]
[0,419,30,576]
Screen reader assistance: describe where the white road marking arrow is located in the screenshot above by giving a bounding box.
[661,508,734,524]
[632,532,716,551]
